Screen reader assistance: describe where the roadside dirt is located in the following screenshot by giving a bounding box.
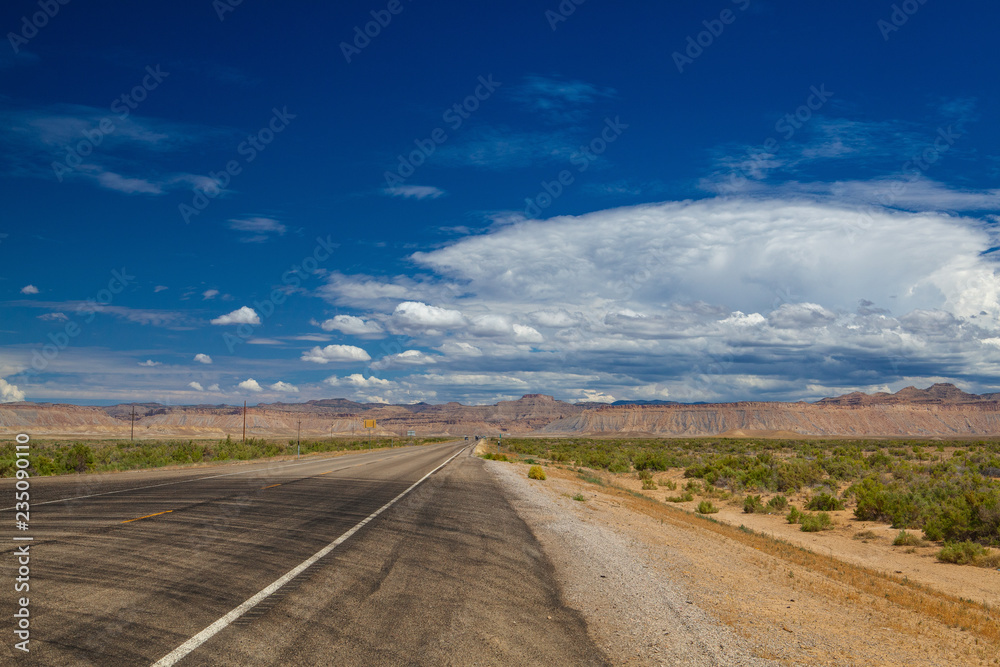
[488,459,1000,666]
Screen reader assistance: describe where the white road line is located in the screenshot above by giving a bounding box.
[150,446,466,667]
[0,446,428,512]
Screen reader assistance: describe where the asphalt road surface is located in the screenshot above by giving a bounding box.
[1,442,608,665]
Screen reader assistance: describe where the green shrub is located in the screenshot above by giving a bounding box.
[572,493,586,502]
[766,495,789,512]
[806,492,845,512]
[641,478,658,490]
[786,507,802,524]
[937,541,988,565]
[800,512,833,532]
[481,453,509,462]
[893,530,924,547]
[697,500,718,514]
[528,465,546,480]
[743,494,766,514]
[665,492,694,503]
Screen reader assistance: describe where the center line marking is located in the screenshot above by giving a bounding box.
[121,510,173,524]
[151,446,467,667]
[261,483,281,489]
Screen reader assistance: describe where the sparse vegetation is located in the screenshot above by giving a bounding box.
[572,493,586,502]
[0,436,448,477]
[799,511,833,532]
[697,500,719,514]
[893,530,925,547]
[766,495,789,512]
[805,492,845,512]
[743,494,766,514]
[528,465,547,480]
[935,540,1000,567]
[498,435,1000,548]
[481,452,510,462]
[853,530,879,542]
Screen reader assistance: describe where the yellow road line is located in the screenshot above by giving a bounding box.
[122,510,173,524]
[319,471,333,475]
[261,483,282,489]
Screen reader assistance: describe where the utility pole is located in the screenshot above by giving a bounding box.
[242,400,247,443]
[130,405,135,442]
[297,420,301,459]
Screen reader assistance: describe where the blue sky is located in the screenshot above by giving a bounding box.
[1,0,999,406]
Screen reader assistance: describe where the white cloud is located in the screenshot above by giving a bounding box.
[194,353,213,364]
[383,185,445,199]
[227,217,286,243]
[238,378,263,392]
[0,378,25,403]
[389,301,466,336]
[371,349,439,370]
[211,306,261,325]
[300,344,371,364]
[188,381,204,391]
[207,383,221,392]
[318,315,385,338]
[324,374,395,389]
[38,312,68,321]
[202,289,219,300]
[767,303,837,329]
[138,360,161,367]
[269,381,299,393]
[315,197,1000,401]
[20,285,38,295]
[154,285,169,292]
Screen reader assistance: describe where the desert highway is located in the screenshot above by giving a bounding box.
[1,441,608,665]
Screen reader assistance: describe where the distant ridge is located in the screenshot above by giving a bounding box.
[3,384,1000,438]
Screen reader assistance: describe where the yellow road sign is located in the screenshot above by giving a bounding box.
[363,419,376,429]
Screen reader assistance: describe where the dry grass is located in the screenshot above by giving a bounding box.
[572,473,1000,648]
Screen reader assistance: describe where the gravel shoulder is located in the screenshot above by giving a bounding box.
[486,459,999,666]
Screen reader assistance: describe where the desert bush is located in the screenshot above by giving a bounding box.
[800,512,833,532]
[743,494,766,514]
[937,541,988,565]
[665,492,694,503]
[572,493,586,502]
[527,465,546,480]
[806,492,845,512]
[663,480,678,490]
[786,507,802,524]
[766,495,789,512]
[697,500,719,514]
[481,452,510,462]
[853,530,879,541]
[893,530,924,547]
[641,478,658,490]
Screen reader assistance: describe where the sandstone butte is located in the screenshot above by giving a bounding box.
[2,384,1000,439]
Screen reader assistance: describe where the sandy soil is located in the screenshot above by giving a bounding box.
[489,459,1000,666]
